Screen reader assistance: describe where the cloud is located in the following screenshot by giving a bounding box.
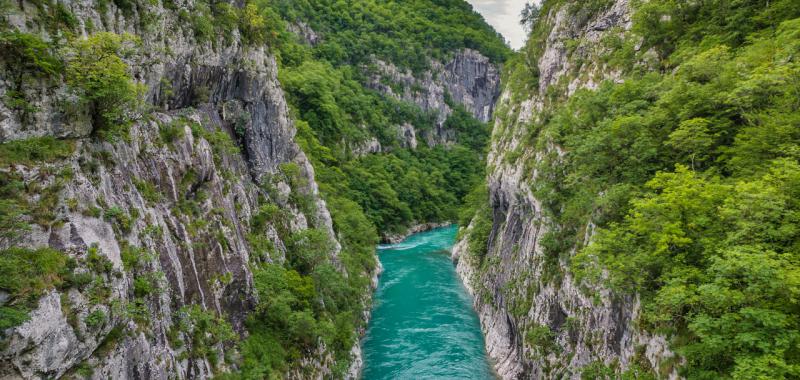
[466,0,531,50]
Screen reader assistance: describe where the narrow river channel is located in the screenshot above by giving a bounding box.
[361,225,495,379]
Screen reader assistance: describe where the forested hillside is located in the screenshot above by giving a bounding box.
[266,0,508,237]
[455,0,800,378]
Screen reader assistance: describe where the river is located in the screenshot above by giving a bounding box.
[361,225,495,379]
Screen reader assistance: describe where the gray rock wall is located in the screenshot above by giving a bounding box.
[453,1,678,379]
[0,0,357,378]
[366,49,501,147]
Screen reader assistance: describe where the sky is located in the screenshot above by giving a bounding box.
[466,0,531,50]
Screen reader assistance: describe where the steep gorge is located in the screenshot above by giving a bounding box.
[4,0,799,378]
[453,2,676,378]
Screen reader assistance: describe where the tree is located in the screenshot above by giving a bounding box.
[66,33,143,139]
[667,118,717,169]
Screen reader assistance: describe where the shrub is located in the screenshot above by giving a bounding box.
[525,324,557,356]
[85,309,106,328]
[0,32,61,78]
[120,244,148,272]
[133,179,162,204]
[158,120,185,146]
[104,206,133,234]
[175,305,237,368]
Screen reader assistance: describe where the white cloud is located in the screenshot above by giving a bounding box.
[466,0,531,50]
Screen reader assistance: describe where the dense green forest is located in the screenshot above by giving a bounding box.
[261,0,501,235]
[499,0,800,378]
[270,0,509,72]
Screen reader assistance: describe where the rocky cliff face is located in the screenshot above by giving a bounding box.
[453,1,677,378]
[367,49,501,147]
[0,0,357,378]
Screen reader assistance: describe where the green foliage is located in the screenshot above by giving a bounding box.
[224,0,497,375]
[120,244,149,272]
[444,105,491,151]
[634,0,800,60]
[86,245,114,274]
[498,3,800,377]
[525,323,558,356]
[174,305,237,369]
[0,137,75,166]
[133,179,162,205]
[462,183,492,263]
[158,119,185,146]
[0,31,62,78]
[66,33,143,140]
[575,161,800,379]
[74,361,94,378]
[0,247,69,329]
[581,360,617,380]
[189,121,239,164]
[270,0,509,72]
[343,146,484,234]
[233,262,355,377]
[85,309,106,328]
[104,206,133,234]
[285,228,333,275]
[133,273,160,297]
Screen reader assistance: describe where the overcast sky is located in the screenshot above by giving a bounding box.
[466,0,531,50]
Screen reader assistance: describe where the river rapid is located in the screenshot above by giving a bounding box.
[361,225,495,379]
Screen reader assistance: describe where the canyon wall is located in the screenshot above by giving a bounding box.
[453,1,677,378]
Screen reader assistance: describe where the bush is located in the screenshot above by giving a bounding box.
[174,305,237,368]
[0,32,61,78]
[120,244,148,272]
[85,309,106,328]
[286,229,333,275]
[104,206,133,234]
[158,120,185,146]
[134,179,162,205]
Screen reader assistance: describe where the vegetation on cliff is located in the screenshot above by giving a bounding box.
[493,0,800,378]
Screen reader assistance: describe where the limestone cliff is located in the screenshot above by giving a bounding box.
[453,1,677,378]
[366,49,501,148]
[0,0,355,378]
[0,0,507,376]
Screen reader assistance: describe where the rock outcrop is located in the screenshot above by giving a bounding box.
[453,1,678,379]
[0,0,361,378]
[366,49,501,146]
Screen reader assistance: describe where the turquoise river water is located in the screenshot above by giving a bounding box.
[361,225,495,379]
